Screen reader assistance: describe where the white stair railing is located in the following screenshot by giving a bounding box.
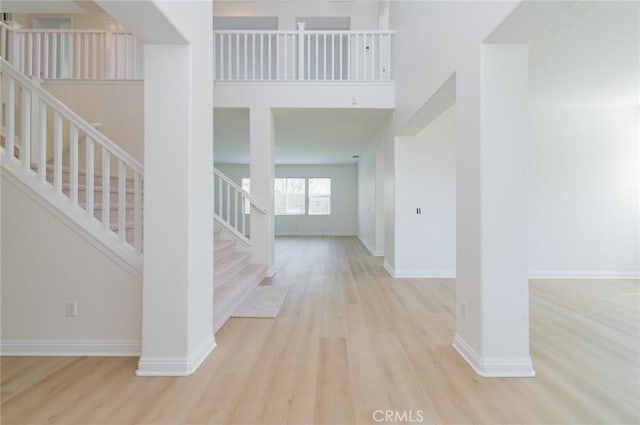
[0,21,143,80]
[1,58,144,258]
[213,29,394,81]
[213,168,267,246]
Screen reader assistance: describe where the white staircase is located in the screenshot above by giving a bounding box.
[1,57,269,335]
[213,223,266,332]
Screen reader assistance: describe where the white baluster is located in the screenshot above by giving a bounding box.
[51,33,58,78]
[91,33,97,79]
[260,33,264,80]
[86,136,94,214]
[233,190,238,229]
[347,34,351,80]
[26,33,33,76]
[226,182,231,222]
[297,23,305,80]
[69,125,79,205]
[283,34,288,80]
[118,160,126,242]
[315,34,319,80]
[43,33,49,78]
[34,34,41,77]
[75,33,80,78]
[227,34,232,80]
[235,33,240,80]
[268,33,272,80]
[331,33,335,81]
[102,147,110,230]
[251,34,255,80]
[21,88,31,169]
[323,33,327,81]
[54,111,63,193]
[306,33,310,80]
[38,99,47,181]
[244,33,248,80]
[339,34,343,80]
[5,76,15,160]
[217,175,222,216]
[83,33,89,79]
[134,172,142,253]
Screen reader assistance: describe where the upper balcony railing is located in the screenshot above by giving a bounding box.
[213,29,394,82]
[1,21,394,83]
[0,21,143,80]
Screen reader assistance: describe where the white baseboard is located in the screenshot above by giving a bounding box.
[0,339,141,356]
[393,269,456,278]
[452,334,535,378]
[356,235,384,257]
[136,336,216,377]
[383,260,394,277]
[529,270,640,279]
[275,232,356,237]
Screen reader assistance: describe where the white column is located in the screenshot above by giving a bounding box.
[249,106,275,276]
[135,2,215,377]
[454,44,533,377]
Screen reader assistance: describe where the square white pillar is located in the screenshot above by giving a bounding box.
[249,106,275,276]
[136,3,215,376]
[454,44,534,377]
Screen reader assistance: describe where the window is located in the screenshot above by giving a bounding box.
[275,178,305,215]
[241,178,251,214]
[308,178,331,215]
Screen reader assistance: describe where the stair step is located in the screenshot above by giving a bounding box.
[214,251,251,287]
[214,239,236,260]
[213,263,266,333]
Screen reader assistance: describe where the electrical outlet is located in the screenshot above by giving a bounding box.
[66,300,78,317]
[461,301,467,319]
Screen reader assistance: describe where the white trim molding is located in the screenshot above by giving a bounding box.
[357,235,384,257]
[528,270,640,279]
[136,336,216,377]
[392,269,456,279]
[452,334,535,378]
[0,339,141,356]
[383,260,395,277]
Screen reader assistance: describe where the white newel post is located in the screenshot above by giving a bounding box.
[249,106,275,276]
[297,22,305,81]
[454,44,533,378]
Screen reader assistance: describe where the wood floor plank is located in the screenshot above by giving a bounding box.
[1,237,638,425]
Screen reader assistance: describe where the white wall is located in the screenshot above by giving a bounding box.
[215,163,358,236]
[354,1,518,272]
[212,1,380,30]
[527,1,639,278]
[1,176,142,354]
[43,81,144,164]
[529,105,639,277]
[394,105,456,277]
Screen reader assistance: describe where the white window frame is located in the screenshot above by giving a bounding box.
[308,178,331,216]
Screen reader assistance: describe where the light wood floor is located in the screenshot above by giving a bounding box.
[2,237,639,424]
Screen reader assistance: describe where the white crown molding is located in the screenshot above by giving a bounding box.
[452,334,535,378]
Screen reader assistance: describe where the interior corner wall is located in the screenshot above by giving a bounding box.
[394,105,456,277]
[1,176,142,354]
[528,105,640,277]
[215,163,358,236]
[357,147,378,254]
